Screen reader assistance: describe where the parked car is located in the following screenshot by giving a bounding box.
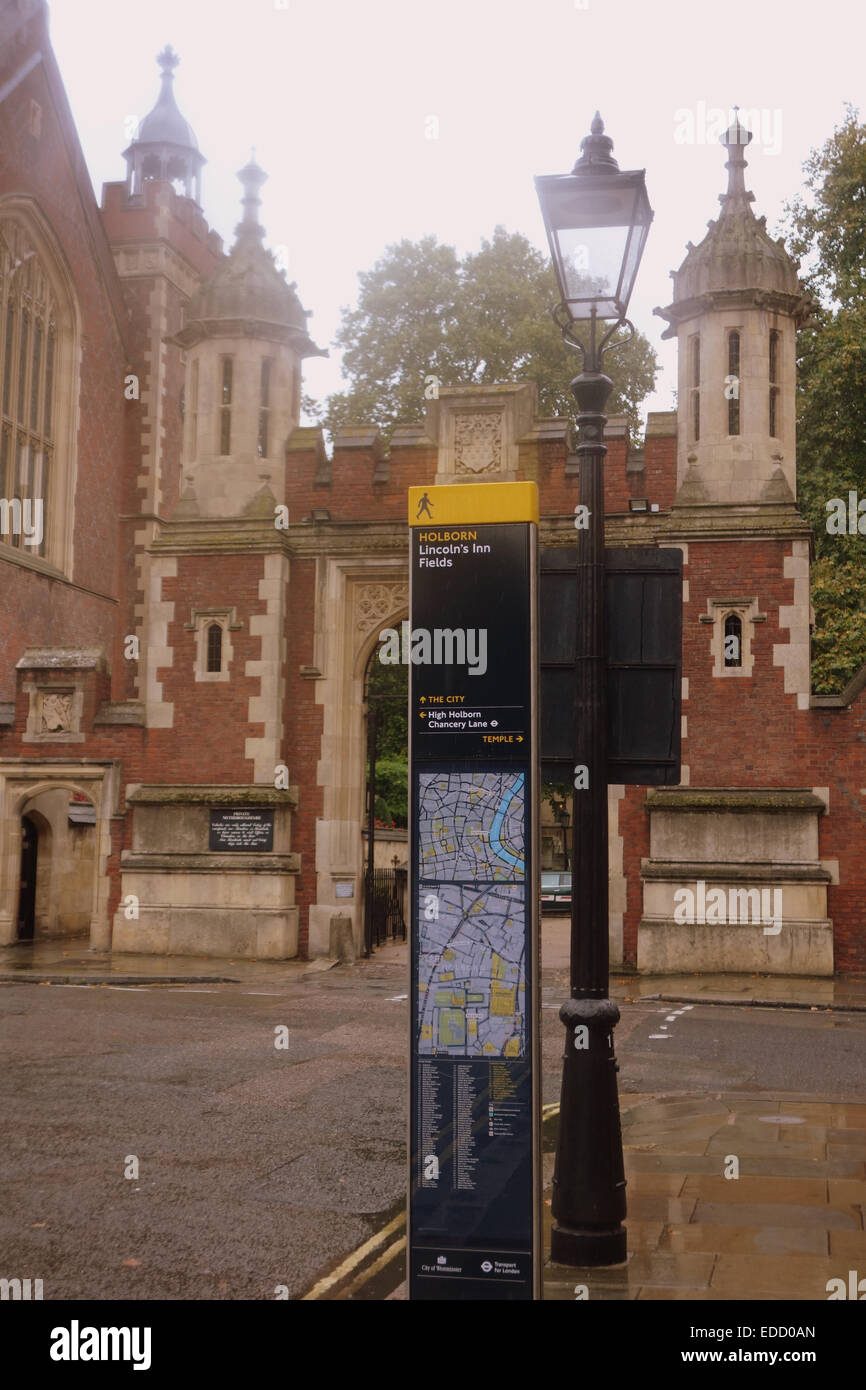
[541,871,572,912]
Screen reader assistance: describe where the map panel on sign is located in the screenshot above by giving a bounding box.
[417,883,526,1058]
[416,770,527,1059]
[417,771,525,882]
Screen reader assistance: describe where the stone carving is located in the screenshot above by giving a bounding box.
[355,582,408,636]
[39,691,74,732]
[454,411,503,475]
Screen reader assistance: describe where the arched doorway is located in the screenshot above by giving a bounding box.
[0,767,116,950]
[17,815,38,940]
[16,791,94,940]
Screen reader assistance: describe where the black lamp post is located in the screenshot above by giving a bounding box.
[535,113,652,1267]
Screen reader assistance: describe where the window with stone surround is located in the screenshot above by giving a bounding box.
[186,607,241,682]
[700,597,766,678]
[723,612,742,667]
[690,334,700,442]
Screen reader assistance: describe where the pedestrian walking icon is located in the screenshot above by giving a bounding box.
[416,492,433,520]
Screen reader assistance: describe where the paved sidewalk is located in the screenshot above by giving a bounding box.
[543,1091,866,1301]
[611,973,866,1013]
[6,928,866,1009]
[0,935,408,986]
[542,914,866,1011]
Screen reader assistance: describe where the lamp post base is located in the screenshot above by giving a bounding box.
[551,997,628,1267]
[550,1222,627,1268]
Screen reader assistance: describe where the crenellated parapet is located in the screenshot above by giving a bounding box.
[282,385,678,528]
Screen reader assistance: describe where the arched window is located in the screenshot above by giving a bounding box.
[188,357,199,460]
[219,356,232,455]
[769,329,780,438]
[206,622,223,673]
[257,357,271,458]
[0,220,57,559]
[0,205,78,573]
[727,331,740,435]
[690,335,700,442]
[724,613,742,668]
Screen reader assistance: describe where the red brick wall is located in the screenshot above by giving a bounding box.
[644,433,678,511]
[616,537,866,972]
[144,554,268,782]
[0,7,129,699]
[282,430,677,524]
[100,180,223,271]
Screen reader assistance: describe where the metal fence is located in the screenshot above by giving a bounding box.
[366,866,407,951]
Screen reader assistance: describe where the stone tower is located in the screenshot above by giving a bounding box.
[170,158,325,519]
[633,113,832,977]
[655,112,814,509]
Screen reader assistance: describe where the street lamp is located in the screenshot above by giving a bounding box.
[535,112,653,1267]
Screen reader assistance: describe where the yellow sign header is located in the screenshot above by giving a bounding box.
[408,481,539,527]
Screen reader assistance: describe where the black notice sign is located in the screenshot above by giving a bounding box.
[540,546,682,785]
[209,808,274,852]
[411,523,531,760]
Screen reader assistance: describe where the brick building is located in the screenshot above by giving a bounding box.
[1,1,863,972]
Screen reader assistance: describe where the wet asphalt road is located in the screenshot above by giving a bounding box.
[1,961,864,1300]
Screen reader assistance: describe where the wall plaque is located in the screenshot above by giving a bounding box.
[209,808,274,852]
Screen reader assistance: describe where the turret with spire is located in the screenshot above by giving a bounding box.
[168,159,326,520]
[654,110,815,509]
[123,46,205,203]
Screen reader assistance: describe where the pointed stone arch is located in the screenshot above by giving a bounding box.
[306,559,408,956]
[0,762,119,949]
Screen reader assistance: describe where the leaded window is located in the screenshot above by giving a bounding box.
[727,331,740,435]
[0,220,56,557]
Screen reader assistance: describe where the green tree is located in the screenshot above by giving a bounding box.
[316,227,657,444]
[778,104,866,692]
[365,648,408,826]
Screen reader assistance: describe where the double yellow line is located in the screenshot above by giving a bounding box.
[303,1102,561,1300]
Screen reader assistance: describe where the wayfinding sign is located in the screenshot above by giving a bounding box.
[407,482,540,1301]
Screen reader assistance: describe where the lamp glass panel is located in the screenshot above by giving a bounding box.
[618,220,649,306]
[556,224,629,308]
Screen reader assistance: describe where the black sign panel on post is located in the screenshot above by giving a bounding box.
[209,808,274,852]
[539,546,682,786]
[407,482,540,1301]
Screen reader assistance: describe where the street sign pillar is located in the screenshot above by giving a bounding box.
[405,481,541,1300]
